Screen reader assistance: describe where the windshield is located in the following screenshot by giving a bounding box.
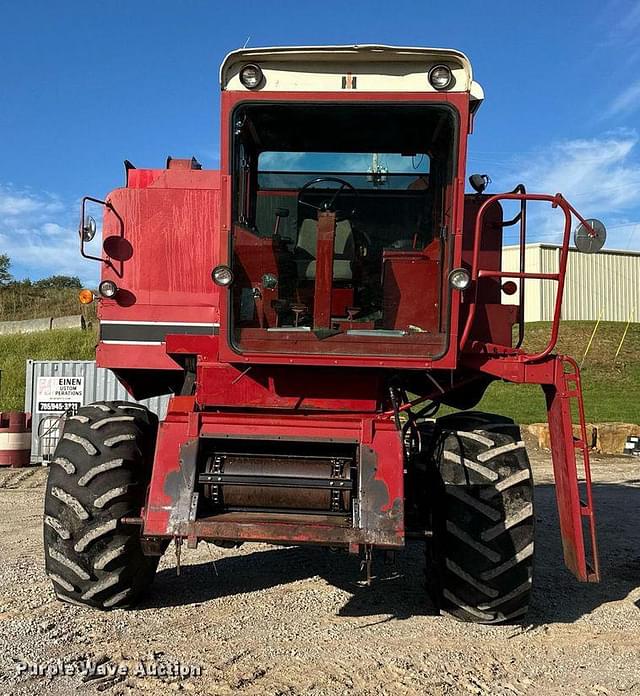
[229,102,457,359]
[258,152,430,191]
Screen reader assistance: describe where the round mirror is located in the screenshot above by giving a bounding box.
[574,218,606,253]
[81,216,97,243]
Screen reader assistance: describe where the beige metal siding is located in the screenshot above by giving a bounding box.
[501,244,543,322]
[562,248,639,321]
[540,246,559,322]
[502,244,640,322]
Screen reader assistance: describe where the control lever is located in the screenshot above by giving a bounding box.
[273,207,290,239]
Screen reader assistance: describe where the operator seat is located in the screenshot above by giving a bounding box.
[294,218,355,281]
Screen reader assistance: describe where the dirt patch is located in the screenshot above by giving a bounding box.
[1,451,639,695]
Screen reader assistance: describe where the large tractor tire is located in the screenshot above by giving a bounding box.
[43,402,160,609]
[427,411,534,624]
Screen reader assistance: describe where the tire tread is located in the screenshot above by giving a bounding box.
[43,401,159,610]
[429,411,535,624]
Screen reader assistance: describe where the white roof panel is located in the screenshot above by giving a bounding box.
[220,44,480,96]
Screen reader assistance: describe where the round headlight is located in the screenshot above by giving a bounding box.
[429,64,453,90]
[212,265,234,287]
[239,64,264,90]
[448,268,471,290]
[98,280,118,298]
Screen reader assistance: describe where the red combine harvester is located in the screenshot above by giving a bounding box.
[44,45,605,623]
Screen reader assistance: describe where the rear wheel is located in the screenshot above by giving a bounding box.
[43,401,160,609]
[427,411,534,624]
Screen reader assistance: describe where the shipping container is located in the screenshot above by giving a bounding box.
[25,360,170,465]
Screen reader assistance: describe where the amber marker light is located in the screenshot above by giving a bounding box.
[78,289,95,305]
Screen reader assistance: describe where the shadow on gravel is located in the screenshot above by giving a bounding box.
[144,482,640,625]
[147,541,438,620]
[528,482,640,625]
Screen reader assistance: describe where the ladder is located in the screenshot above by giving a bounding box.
[545,355,599,582]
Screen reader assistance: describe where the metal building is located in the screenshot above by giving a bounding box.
[25,360,170,465]
[502,244,640,322]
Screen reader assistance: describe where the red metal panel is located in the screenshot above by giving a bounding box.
[466,303,518,347]
[143,405,404,547]
[231,224,280,328]
[382,251,439,331]
[196,363,380,411]
[102,188,220,306]
[190,515,371,547]
[144,412,192,535]
[127,169,164,188]
[544,381,586,579]
[461,195,504,301]
[128,169,220,190]
[231,329,449,362]
[96,174,222,373]
[313,211,336,330]
[97,343,182,371]
[330,286,354,317]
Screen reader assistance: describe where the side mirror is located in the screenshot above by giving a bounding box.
[574,218,606,253]
[469,174,491,194]
[80,216,97,242]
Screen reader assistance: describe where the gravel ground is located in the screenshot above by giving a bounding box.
[0,445,639,696]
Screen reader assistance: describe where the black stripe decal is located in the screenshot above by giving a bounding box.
[100,323,219,342]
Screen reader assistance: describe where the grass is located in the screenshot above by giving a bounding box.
[0,320,637,424]
[474,321,640,424]
[0,328,97,411]
[0,287,97,323]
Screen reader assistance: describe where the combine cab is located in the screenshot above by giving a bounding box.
[44,45,603,623]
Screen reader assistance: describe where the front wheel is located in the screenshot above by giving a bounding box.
[427,411,534,624]
[43,401,160,609]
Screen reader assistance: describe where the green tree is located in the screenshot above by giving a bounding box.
[0,254,13,286]
[33,275,82,290]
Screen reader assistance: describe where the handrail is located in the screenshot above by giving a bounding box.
[79,196,124,276]
[460,191,597,362]
[79,196,111,264]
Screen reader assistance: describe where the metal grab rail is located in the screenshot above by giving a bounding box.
[459,191,597,362]
[79,196,112,265]
[499,184,527,349]
[79,195,126,277]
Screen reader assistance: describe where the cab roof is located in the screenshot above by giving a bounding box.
[220,44,484,104]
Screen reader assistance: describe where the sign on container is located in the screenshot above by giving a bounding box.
[36,376,85,416]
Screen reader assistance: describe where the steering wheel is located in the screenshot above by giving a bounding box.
[298,177,358,218]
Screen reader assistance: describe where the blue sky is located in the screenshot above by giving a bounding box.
[1,0,639,284]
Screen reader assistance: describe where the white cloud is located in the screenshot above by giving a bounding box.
[603,0,640,43]
[0,186,63,217]
[601,218,640,249]
[494,130,640,250]
[598,3,640,117]
[0,185,99,285]
[259,151,307,169]
[606,79,640,118]
[513,132,640,210]
[41,222,67,236]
